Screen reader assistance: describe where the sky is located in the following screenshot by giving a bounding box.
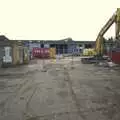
[0,0,120,40]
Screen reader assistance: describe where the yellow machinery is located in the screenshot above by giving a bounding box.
[95,8,120,56]
[81,8,120,63]
[83,48,97,56]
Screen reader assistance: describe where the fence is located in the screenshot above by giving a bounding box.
[56,48,83,57]
[56,48,82,54]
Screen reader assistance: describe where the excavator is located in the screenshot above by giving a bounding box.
[81,8,120,64]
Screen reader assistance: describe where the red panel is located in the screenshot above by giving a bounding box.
[107,51,120,64]
[111,51,120,64]
[32,48,50,58]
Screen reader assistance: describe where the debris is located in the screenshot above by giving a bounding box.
[41,65,47,72]
[55,68,60,71]
[41,68,47,72]
[107,62,117,67]
[97,62,108,67]
[20,96,24,100]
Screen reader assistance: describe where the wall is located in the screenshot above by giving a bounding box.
[0,40,13,67]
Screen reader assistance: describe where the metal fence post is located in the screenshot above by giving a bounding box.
[41,50,47,72]
[71,48,74,69]
[63,42,65,58]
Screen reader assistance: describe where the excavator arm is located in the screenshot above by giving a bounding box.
[95,13,116,55]
[115,8,120,38]
[95,8,120,56]
[81,8,120,64]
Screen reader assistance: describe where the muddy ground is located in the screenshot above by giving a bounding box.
[0,57,120,120]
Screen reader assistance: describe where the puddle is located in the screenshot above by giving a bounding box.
[46,99,54,105]
[0,100,6,109]
[26,116,39,120]
[58,81,66,88]
[0,81,6,90]
[48,70,58,76]
[57,91,68,98]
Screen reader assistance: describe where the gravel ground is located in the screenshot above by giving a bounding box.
[0,58,120,120]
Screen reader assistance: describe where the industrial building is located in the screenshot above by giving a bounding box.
[0,35,29,67]
[0,35,96,66]
[23,39,95,54]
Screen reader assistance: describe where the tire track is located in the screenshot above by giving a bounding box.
[23,86,38,120]
[0,73,36,116]
[63,66,85,120]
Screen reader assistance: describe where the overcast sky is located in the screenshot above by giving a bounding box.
[0,0,119,40]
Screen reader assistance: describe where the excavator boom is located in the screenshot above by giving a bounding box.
[95,8,120,55]
[115,8,120,38]
[81,8,120,64]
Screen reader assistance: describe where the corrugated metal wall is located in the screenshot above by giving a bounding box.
[19,47,24,64]
[12,45,24,65]
[23,47,29,64]
[12,45,19,65]
[0,46,13,67]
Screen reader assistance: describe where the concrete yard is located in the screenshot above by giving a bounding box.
[0,57,120,120]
